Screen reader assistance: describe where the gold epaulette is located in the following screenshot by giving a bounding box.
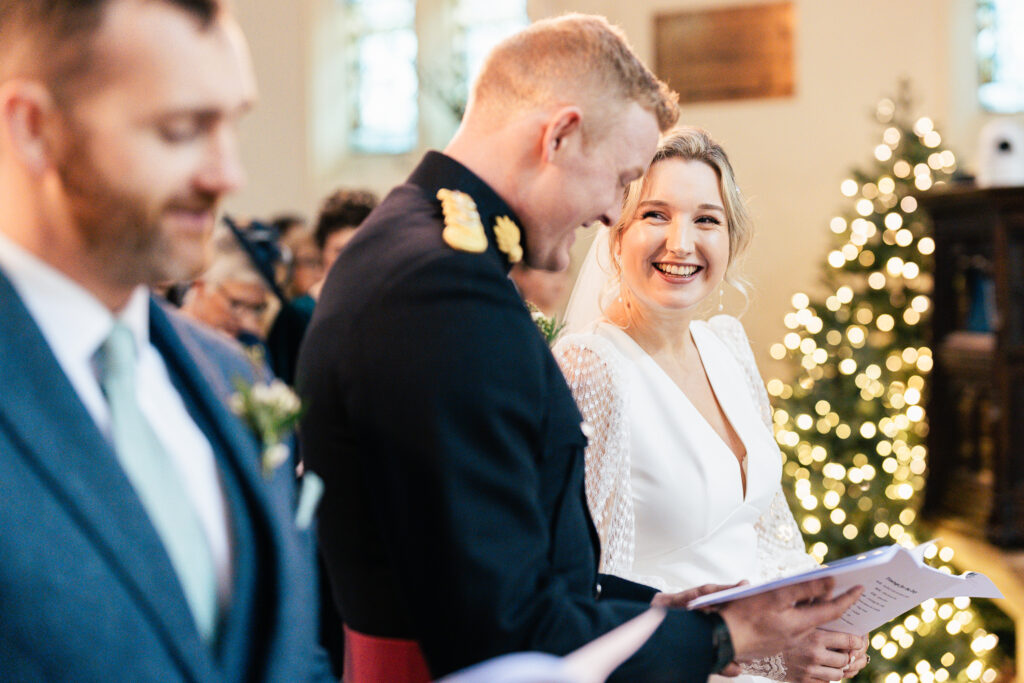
[437,189,523,263]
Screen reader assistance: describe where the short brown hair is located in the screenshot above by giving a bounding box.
[0,0,220,99]
[314,188,379,250]
[470,13,678,136]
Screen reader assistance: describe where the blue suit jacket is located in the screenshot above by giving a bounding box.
[0,270,332,682]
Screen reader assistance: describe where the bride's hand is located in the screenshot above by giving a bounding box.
[782,629,868,683]
[841,635,869,679]
[650,581,747,609]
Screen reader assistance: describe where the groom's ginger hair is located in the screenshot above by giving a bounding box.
[0,0,220,99]
[468,14,679,139]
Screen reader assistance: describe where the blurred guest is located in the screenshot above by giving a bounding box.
[317,189,378,272]
[274,214,323,305]
[180,226,273,347]
[205,216,315,386]
[308,189,378,299]
[280,224,322,315]
[271,213,308,241]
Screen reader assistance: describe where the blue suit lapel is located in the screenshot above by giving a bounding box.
[0,271,218,683]
[150,303,295,679]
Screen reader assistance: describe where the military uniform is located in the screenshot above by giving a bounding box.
[297,151,726,681]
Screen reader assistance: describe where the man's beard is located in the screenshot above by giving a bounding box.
[55,134,214,289]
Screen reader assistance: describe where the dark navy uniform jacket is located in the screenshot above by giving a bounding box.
[297,151,721,681]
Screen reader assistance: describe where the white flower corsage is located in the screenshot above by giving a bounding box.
[230,378,304,477]
[527,302,565,346]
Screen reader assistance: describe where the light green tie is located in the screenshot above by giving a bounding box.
[100,322,218,644]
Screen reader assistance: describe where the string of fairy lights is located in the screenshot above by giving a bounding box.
[763,92,1006,682]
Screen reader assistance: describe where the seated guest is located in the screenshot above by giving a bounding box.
[308,188,378,300]
[271,213,308,242]
[554,127,869,683]
[181,226,274,349]
[279,222,323,315]
[211,216,316,385]
[317,189,379,272]
[183,219,311,385]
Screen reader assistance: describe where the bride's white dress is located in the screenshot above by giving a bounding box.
[554,315,818,682]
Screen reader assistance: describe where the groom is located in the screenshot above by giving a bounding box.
[298,13,861,682]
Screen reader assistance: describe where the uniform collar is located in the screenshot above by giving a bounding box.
[407,150,526,274]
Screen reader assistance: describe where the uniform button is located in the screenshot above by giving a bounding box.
[595,582,603,599]
[580,421,595,438]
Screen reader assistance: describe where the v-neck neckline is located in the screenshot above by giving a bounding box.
[599,320,752,501]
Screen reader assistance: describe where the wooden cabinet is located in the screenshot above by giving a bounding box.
[920,185,1024,546]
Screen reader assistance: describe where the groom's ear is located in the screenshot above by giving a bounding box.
[540,106,583,165]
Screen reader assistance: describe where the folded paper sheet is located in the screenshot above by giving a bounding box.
[687,541,1002,635]
[438,608,667,683]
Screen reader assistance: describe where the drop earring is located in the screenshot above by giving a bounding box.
[718,287,724,312]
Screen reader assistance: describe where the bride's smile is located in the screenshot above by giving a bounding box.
[615,157,731,317]
[652,262,702,279]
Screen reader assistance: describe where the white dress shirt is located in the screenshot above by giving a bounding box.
[0,232,233,606]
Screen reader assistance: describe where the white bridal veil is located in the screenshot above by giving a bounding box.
[561,226,619,337]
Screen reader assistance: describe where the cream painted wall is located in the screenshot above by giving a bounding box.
[229,0,1007,372]
[556,0,959,375]
[228,1,313,219]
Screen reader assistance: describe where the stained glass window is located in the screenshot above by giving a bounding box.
[342,0,528,155]
[455,0,529,86]
[346,0,418,154]
[977,0,1024,113]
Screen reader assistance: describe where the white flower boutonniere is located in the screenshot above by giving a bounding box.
[230,377,304,477]
[527,302,565,346]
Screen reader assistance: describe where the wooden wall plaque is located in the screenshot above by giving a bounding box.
[654,2,795,104]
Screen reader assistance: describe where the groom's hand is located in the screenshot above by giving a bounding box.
[650,581,746,609]
[719,578,863,663]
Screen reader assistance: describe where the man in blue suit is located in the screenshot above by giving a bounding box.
[0,1,332,680]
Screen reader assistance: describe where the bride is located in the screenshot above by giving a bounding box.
[554,127,868,683]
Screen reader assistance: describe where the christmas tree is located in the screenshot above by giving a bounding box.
[765,86,1011,682]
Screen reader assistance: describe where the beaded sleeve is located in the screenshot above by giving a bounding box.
[553,334,671,592]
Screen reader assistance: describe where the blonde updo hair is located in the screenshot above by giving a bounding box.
[608,126,753,300]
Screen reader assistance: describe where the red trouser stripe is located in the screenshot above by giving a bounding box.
[343,625,432,683]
